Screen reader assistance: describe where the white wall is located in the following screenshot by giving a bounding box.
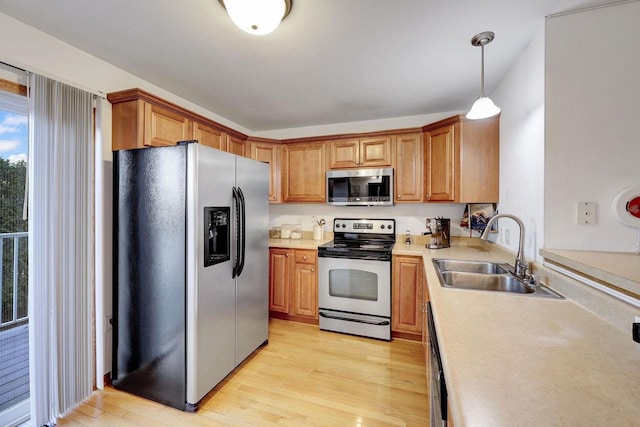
[545,2,640,252]
[269,203,472,239]
[490,24,546,262]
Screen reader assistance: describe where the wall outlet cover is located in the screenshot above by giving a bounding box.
[577,202,597,224]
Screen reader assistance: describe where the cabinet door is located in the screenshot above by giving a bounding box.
[394,133,423,202]
[328,139,360,169]
[228,135,247,157]
[143,102,192,147]
[392,256,424,335]
[424,124,456,202]
[360,136,392,167]
[194,122,226,151]
[282,143,326,202]
[291,253,318,319]
[269,249,292,313]
[250,141,281,203]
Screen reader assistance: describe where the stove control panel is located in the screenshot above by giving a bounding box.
[333,218,395,234]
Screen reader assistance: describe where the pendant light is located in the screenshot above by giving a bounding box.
[466,31,501,120]
[219,0,292,36]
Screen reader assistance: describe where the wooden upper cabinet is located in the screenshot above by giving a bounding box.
[328,139,359,168]
[193,122,227,151]
[249,139,282,203]
[143,102,192,147]
[108,89,249,153]
[424,124,456,201]
[282,142,326,203]
[393,132,423,203]
[228,134,247,157]
[328,136,391,169]
[423,115,499,203]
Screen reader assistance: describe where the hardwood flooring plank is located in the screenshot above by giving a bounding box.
[56,319,429,426]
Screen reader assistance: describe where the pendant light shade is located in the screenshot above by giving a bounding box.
[220,0,292,36]
[466,31,501,120]
[466,96,501,120]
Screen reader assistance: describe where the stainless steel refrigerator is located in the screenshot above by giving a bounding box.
[112,142,269,411]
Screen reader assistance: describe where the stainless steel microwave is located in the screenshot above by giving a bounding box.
[326,168,394,206]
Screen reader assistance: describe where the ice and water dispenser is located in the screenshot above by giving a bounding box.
[204,207,230,267]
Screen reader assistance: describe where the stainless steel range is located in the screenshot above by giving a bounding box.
[317,218,395,340]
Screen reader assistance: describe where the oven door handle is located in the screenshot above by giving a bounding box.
[319,312,390,326]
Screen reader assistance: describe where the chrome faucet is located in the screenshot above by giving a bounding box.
[480,214,529,278]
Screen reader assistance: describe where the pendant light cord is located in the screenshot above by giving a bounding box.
[480,44,486,97]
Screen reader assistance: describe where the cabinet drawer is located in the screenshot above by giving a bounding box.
[295,250,316,264]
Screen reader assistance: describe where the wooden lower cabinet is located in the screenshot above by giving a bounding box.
[392,255,426,340]
[269,248,318,324]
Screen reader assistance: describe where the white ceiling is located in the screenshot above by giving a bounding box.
[0,0,615,131]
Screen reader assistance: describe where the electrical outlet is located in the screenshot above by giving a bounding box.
[505,229,511,245]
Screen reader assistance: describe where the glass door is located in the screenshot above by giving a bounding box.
[0,89,30,427]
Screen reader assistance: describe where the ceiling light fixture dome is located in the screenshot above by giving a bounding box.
[219,0,292,36]
[466,31,501,120]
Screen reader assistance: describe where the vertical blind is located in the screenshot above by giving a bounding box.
[28,74,94,426]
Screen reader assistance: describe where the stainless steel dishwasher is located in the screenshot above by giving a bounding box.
[427,302,448,426]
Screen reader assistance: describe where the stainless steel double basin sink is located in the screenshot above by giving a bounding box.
[433,259,563,298]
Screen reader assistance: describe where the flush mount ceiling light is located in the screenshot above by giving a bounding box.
[219,0,292,36]
[466,31,501,120]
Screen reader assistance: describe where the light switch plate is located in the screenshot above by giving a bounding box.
[577,202,597,224]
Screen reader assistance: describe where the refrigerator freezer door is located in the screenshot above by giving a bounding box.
[235,156,269,364]
[113,145,187,410]
[186,145,237,405]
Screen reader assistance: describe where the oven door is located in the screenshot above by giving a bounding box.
[318,256,391,317]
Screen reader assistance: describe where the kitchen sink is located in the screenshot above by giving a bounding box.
[439,271,533,293]
[433,259,564,299]
[434,259,510,275]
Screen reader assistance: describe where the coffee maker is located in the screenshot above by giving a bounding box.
[425,217,451,249]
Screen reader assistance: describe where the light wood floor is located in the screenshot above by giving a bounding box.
[58,319,429,426]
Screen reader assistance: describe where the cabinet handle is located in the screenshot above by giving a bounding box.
[311,268,315,272]
[425,195,430,200]
[397,195,402,199]
[303,256,307,260]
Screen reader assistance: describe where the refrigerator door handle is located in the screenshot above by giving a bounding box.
[232,186,241,278]
[237,187,246,277]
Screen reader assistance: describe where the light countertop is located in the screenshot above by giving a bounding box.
[268,237,331,250]
[268,236,640,424]
[419,244,640,426]
[540,248,640,297]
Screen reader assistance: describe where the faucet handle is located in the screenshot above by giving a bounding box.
[529,274,540,287]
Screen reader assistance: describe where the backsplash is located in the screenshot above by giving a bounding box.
[269,203,480,238]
